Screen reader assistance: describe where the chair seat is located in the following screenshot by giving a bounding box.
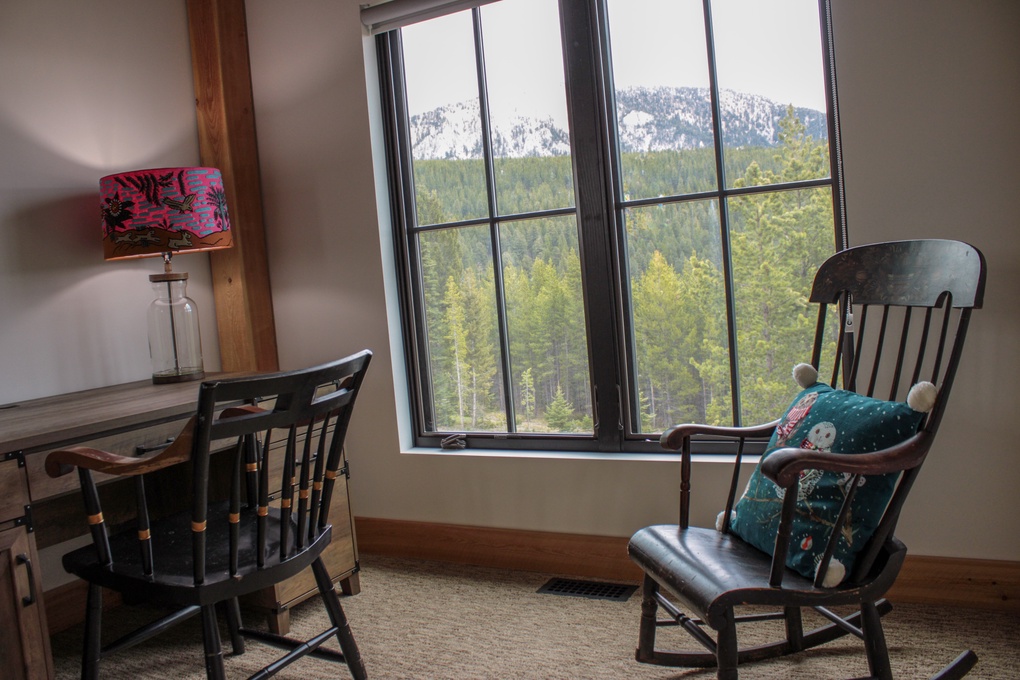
[628,525,902,631]
[64,500,330,608]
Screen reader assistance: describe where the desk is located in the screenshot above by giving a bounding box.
[0,378,361,679]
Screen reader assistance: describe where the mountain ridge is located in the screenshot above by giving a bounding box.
[410,85,827,160]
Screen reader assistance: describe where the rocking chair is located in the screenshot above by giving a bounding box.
[628,240,985,679]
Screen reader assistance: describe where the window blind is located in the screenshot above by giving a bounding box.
[361,0,500,34]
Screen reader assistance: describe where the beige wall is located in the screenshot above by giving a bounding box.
[0,1,220,403]
[1,0,1016,564]
[828,0,1020,556]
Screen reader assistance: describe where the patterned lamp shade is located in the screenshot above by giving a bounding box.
[100,167,232,261]
[100,167,232,384]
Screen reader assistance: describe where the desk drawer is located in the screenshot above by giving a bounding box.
[24,418,189,502]
[0,457,31,525]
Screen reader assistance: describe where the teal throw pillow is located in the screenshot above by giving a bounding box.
[728,382,926,586]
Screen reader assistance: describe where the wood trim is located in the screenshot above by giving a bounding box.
[886,555,1020,612]
[186,0,279,373]
[355,517,1020,613]
[356,517,642,583]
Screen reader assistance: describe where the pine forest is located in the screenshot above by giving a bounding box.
[412,109,839,436]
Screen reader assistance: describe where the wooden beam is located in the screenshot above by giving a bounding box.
[186,0,278,373]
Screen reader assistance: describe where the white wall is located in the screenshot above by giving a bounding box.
[0,1,219,405]
[2,0,1016,564]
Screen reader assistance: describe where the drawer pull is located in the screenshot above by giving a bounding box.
[15,553,37,606]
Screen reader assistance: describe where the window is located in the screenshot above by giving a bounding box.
[373,0,844,453]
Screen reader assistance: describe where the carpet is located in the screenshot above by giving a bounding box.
[50,555,1019,678]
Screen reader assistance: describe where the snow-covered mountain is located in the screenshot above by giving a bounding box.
[410,86,827,160]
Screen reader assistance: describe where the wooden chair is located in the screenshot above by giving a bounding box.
[46,350,372,680]
[628,241,985,679]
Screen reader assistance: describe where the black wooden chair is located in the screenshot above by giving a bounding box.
[628,241,985,679]
[46,350,372,680]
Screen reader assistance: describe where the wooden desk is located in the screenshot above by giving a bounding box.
[0,378,361,679]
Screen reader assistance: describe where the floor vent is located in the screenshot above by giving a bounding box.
[537,578,637,602]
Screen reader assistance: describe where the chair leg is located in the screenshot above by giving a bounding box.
[200,604,227,680]
[312,558,367,680]
[715,609,739,680]
[223,597,246,656]
[784,606,804,653]
[81,583,103,680]
[636,574,659,663]
[861,601,893,680]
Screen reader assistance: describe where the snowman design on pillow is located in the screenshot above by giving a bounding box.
[775,421,835,501]
[773,391,820,447]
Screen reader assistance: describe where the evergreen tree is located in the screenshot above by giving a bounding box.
[544,385,575,432]
[440,276,468,429]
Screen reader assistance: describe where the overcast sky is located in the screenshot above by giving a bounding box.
[401,0,827,124]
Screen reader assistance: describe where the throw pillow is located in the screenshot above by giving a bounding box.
[728,380,928,587]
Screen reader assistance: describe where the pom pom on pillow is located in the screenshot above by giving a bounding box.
[907,381,938,413]
[817,558,846,589]
[792,362,937,415]
[792,362,818,388]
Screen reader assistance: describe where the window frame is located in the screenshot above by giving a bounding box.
[375,0,846,454]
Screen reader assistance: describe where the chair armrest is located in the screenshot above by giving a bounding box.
[45,416,197,479]
[660,420,779,450]
[761,431,932,487]
[662,419,780,530]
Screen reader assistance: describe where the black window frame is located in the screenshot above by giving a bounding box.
[376,0,846,454]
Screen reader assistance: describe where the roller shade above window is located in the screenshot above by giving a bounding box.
[361,0,499,34]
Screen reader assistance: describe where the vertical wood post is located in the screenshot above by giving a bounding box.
[186,0,278,373]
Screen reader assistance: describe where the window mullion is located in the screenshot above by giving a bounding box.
[472,8,517,433]
[819,0,848,252]
[702,0,743,427]
[380,32,437,434]
[559,0,623,451]
[594,0,643,438]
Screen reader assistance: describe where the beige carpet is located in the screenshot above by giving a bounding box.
[51,555,1019,679]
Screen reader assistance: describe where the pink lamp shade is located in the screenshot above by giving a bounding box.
[100,167,232,261]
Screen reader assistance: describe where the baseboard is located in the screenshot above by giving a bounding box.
[886,554,1020,612]
[355,516,1020,613]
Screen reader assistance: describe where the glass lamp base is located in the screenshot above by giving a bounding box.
[148,271,205,385]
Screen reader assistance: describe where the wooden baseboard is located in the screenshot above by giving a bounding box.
[886,554,1020,612]
[355,516,1020,613]
[355,516,643,583]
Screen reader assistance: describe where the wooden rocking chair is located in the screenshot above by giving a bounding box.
[628,240,985,679]
[46,351,372,680]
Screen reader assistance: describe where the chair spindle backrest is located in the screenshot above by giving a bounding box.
[184,350,371,587]
[808,241,984,582]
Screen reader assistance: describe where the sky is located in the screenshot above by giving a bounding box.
[400,0,828,126]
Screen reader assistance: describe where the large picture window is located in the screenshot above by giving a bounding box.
[373,0,844,452]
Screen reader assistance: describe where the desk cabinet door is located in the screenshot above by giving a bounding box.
[0,526,54,680]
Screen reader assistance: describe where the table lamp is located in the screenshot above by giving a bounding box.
[100,167,233,383]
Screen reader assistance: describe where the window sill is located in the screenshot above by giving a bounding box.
[400,446,759,465]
